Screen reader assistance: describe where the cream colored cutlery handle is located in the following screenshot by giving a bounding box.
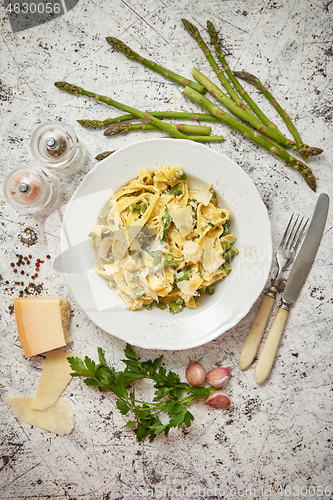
[239,295,275,371]
[254,307,290,384]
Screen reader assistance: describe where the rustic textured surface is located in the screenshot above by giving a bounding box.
[0,1,332,498]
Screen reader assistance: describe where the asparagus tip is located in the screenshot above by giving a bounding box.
[95,151,116,161]
[106,36,128,53]
[55,81,81,94]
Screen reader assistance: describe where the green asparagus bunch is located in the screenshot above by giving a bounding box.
[54,18,322,191]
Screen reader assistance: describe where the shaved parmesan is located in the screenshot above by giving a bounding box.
[112,231,128,261]
[130,238,141,251]
[4,397,74,436]
[202,249,224,274]
[177,280,198,297]
[139,268,159,301]
[182,241,203,264]
[149,238,168,253]
[202,237,215,250]
[32,350,82,411]
[97,237,113,259]
[96,264,119,280]
[169,206,193,237]
[194,191,212,206]
[103,264,119,275]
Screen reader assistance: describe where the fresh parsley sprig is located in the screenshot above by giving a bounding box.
[68,344,216,442]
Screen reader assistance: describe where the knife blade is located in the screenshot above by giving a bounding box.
[254,193,329,384]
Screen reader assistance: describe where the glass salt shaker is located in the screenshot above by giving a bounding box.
[30,121,85,174]
[3,167,60,215]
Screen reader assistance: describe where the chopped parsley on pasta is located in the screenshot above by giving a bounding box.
[89,165,238,314]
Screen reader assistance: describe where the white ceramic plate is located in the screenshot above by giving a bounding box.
[61,139,272,350]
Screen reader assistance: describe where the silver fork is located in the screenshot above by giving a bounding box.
[239,214,308,371]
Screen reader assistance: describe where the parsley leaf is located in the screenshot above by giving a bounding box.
[68,343,218,442]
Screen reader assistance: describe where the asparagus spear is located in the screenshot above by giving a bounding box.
[184,19,319,158]
[54,81,195,141]
[182,86,316,191]
[161,207,171,242]
[207,21,322,158]
[181,18,254,116]
[192,67,296,150]
[193,68,320,156]
[104,122,212,136]
[78,111,221,128]
[176,135,224,142]
[206,20,281,133]
[105,37,205,94]
[234,70,323,157]
[104,123,224,141]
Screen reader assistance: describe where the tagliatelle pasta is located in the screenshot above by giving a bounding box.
[89,165,238,314]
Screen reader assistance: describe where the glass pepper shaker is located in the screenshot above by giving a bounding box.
[30,121,86,174]
[3,167,60,215]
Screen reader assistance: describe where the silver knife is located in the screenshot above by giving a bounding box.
[254,193,329,384]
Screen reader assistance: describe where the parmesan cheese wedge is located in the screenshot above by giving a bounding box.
[194,191,212,206]
[202,249,224,274]
[32,350,82,411]
[182,241,203,264]
[3,397,74,436]
[169,206,193,237]
[139,268,159,301]
[177,274,203,298]
[202,237,215,250]
[177,280,198,297]
[13,297,72,358]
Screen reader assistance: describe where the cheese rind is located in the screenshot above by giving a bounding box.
[3,397,74,436]
[13,297,72,358]
[32,350,82,411]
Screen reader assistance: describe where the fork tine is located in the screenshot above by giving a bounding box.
[287,215,303,249]
[285,214,300,248]
[280,213,295,246]
[292,217,309,252]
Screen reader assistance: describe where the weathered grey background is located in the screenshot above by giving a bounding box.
[0,1,332,499]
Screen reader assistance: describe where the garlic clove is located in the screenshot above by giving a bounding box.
[205,390,232,409]
[206,366,231,388]
[185,358,206,387]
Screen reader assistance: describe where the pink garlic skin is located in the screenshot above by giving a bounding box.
[185,358,206,387]
[205,390,231,409]
[206,366,231,388]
